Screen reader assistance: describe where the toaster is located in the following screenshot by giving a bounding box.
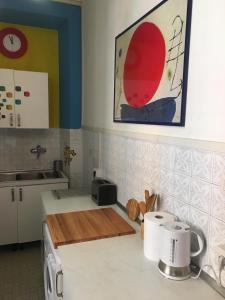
[91,178,117,206]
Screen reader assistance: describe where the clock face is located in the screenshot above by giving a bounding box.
[3,34,22,52]
[0,27,28,59]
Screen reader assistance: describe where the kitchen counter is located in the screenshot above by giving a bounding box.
[42,189,224,300]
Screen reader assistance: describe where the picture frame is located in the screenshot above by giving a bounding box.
[113,0,193,126]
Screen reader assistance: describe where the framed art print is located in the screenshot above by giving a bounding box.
[113,0,192,126]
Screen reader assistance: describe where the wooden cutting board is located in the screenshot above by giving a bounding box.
[47,208,136,248]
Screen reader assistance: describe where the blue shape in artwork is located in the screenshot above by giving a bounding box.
[120,97,176,123]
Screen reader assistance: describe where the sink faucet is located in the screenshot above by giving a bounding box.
[30,145,47,159]
[64,145,76,165]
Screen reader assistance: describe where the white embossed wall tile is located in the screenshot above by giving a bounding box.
[132,139,141,161]
[212,152,225,187]
[147,142,161,166]
[125,175,137,200]
[174,146,192,176]
[117,184,127,206]
[173,200,189,223]
[189,178,212,213]
[158,194,174,214]
[173,173,190,204]
[140,141,152,165]
[159,143,175,171]
[124,138,133,164]
[212,186,225,222]
[142,164,160,193]
[192,149,213,182]
[70,172,83,188]
[150,166,161,191]
[209,217,225,248]
[138,140,148,161]
[160,169,174,196]
[189,207,210,243]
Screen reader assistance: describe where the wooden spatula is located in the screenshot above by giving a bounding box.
[146,194,158,212]
[139,201,147,219]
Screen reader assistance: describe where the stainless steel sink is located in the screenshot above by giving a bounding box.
[0,170,63,182]
[0,172,17,182]
[16,172,44,181]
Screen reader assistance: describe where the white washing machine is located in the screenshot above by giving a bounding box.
[43,223,63,300]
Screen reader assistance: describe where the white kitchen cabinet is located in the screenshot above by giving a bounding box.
[0,69,15,128]
[0,182,67,245]
[0,187,17,245]
[18,183,67,243]
[0,68,49,129]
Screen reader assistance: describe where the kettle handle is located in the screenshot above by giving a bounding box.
[190,231,204,257]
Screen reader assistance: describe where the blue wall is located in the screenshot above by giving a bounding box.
[0,0,81,129]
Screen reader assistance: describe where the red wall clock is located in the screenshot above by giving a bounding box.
[0,27,28,59]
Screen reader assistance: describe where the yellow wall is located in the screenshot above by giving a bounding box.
[0,22,59,128]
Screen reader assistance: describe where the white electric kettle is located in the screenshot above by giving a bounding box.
[158,221,204,280]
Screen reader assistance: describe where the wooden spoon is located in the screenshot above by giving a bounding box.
[126,199,140,221]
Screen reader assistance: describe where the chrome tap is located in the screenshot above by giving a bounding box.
[30,145,47,159]
[64,145,76,165]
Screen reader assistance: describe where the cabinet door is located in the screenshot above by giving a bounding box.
[0,69,15,128]
[0,187,17,245]
[14,70,49,129]
[18,183,68,243]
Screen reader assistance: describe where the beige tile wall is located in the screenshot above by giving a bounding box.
[0,129,61,171]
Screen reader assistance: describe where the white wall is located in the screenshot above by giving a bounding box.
[82,0,225,143]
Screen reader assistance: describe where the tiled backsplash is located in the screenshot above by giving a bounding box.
[60,129,70,177]
[1,126,225,285]
[69,129,83,188]
[83,128,225,285]
[0,129,61,171]
[0,128,83,188]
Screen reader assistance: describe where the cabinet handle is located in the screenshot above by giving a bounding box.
[56,270,63,297]
[10,113,14,127]
[17,114,21,127]
[19,188,23,202]
[11,188,15,202]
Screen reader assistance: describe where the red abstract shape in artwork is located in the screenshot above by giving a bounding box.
[123,22,166,108]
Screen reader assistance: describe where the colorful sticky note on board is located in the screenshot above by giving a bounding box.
[15,99,21,105]
[0,86,5,91]
[15,86,22,92]
[6,105,12,110]
[24,91,30,97]
[6,92,13,98]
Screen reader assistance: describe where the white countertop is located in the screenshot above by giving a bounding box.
[42,189,224,300]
